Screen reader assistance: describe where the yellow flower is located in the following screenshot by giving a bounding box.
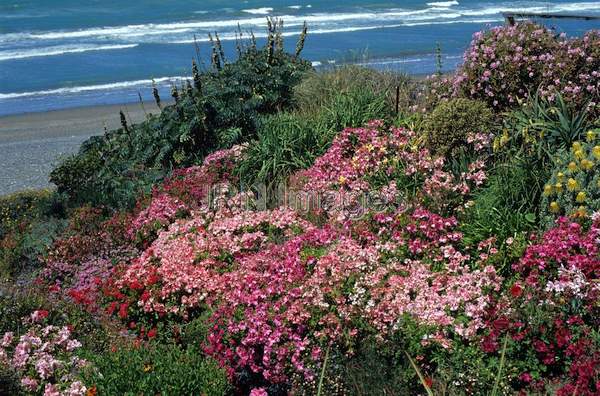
[567,178,579,191]
[543,184,553,196]
[557,172,565,182]
[593,146,600,160]
[576,206,587,218]
[144,364,153,373]
[574,149,585,160]
[568,162,578,172]
[550,201,560,213]
[365,144,374,152]
[587,130,596,142]
[338,176,347,184]
[572,141,582,152]
[553,181,561,192]
[581,159,594,171]
[576,191,586,203]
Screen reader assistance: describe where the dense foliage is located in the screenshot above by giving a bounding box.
[423,98,495,156]
[2,22,600,396]
[50,25,311,208]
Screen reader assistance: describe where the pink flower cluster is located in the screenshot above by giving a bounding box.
[433,23,600,115]
[128,193,188,238]
[0,311,88,396]
[513,216,599,301]
[290,121,488,221]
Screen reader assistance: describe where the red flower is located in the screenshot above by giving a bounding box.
[140,290,151,302]
[510,283,523,298]
[129,280,144,290]
[106,301,118,316]
[423,377,433,389]
[533,339,550,353]
[520,372,533,383]
[556,327,571,349]
[482,335,499,353]
[493,317,510,331]
[118,303,129,319]
[147,328,158,339]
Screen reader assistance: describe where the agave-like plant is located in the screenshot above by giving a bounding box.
[506,91,592,159]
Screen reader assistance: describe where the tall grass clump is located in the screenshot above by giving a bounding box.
[293,65,413,116]
[236,72,391,192]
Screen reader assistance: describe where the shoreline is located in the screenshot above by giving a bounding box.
[0,102,160,196]
[0,102,160,145]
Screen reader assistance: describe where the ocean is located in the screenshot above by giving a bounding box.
[1,0,600,116]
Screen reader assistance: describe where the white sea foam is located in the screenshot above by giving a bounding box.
[241,7,273,15]
[288,5,302,10]
[427,1,459,7]
[0,76,187,100]
[0,0,598,46]
[171,18,502,45]
[2,1,597,45]
[0,44,137,61]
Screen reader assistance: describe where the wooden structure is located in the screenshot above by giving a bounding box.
[503,12,600,26]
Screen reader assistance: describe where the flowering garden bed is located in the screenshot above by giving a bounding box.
[1,22,599,395]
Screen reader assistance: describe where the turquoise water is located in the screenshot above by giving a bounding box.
[1,0,599,115]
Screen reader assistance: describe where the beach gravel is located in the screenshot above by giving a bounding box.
[0,103,157,196]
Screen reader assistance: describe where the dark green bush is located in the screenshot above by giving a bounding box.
[0,365,22,396]
[0,190,66,278]
[82,343,231,395]
[423,98,495,156]
[500,92,596,159]
[51,25,311,209]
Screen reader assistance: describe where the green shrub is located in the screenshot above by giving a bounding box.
[499,93,596,162]
[460,155,548,274]
[0,190,66,278]
[51,25,311,209]
[0,190,63,238]
[423,98,495,156]
[82,343,231,395]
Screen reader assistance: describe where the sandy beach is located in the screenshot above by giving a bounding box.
[0,102,160,196]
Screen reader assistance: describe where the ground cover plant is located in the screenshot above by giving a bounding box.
[1,22,600,395]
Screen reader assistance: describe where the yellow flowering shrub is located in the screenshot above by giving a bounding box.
[541,132,600,226]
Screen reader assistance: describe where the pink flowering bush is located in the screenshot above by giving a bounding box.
[289,120,489,221]
[0,311,88,396]
[85,121,502,390]
[429,23,600,117]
